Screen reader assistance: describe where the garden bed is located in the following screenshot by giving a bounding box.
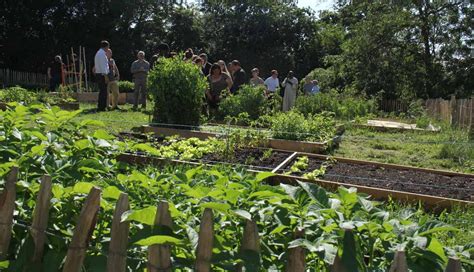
[141,125,340,153]
[354,119,440,132]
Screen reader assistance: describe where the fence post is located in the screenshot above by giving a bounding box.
[195,208,214,272]
[62,187,101,272]
[330,254,345,272]
[148,201,173,272]
[236,219,260,272]
[30,175,53,263]
[106,193,130,272]
[0,167,18,260]
[444,257,462,272]
[389,250,408,272]
[285,228,305,272]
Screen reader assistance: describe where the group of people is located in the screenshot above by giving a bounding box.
[90,40,320,112]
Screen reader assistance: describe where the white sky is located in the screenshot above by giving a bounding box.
[298,0,335,12]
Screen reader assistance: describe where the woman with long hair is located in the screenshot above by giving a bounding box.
[206,63,232,110]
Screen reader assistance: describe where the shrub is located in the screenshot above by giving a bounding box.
[296,89,377,120]
[0,86,36,104]
[219,85,268,120]
[271,110,336,142]
[148,56,207,126]
[118,80,134,93]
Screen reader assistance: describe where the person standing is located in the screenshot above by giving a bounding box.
[229,60,246,93]
[130,51,150,110]
[282,71,298,112]
[106,48,120,110]
[47,55,65,92]
[94,41,110,111]
[249,68,265,87]
[206,63,232,111]
[264,70,279,96]
[200,53,212,76]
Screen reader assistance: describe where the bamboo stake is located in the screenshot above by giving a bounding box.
[79,46,83,91]
[30,175,53,263]
[148,201,173,272]
[285,228,305,272]
[62,187,101,272]
[83,47,89,92]
[195,208,213,272]
[236,219,260,272]
[389,250,408,272]
[71,47,79,92]
[106,193,130,272]
[444,257,462,272]
[0,167,18,260]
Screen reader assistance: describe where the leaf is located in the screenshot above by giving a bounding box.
[93,129,114,140]
[418,221,459,236]
[297,180,329,206]
[0,261,9,269]
[133,143,161,156]
[103,186,122,200]
[233,209,252,221]
[80,119,105,127]
[30,131,47,141]
[73,182,95,194]
[249,190,285,200]
[12,128,22,140]
[121,206,157,226]
[199,202,231,214]
[74,139,91,150]
[280,183,300,201]
[255,172,275,182]
[135,235,181,246]
[427,238,447,263]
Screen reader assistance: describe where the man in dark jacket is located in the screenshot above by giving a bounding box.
[200,53,212,76]
[229,60,247,93]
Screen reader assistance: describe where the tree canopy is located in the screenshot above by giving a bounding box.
[0,0,472,99]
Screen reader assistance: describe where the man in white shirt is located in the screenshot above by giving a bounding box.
[264,70,279,96]
[94,40,110,111]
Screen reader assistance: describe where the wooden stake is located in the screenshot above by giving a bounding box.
[330,254,345,272]
[62,187,101,272]
[236,219,260,272]
[148,201,173,272]
[195,208,213,272]
[389,250,408,272]
[83,47,89,92]
[0,167,18,260]
[106,193,130,272]
[444,257,462,272]
[285,228,305,272]
[30,175,53,263]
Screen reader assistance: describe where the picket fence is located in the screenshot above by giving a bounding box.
[0,168,464,272]
[380,97,474,129]
[0,68,49,88]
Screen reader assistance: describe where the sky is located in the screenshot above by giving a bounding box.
[298,0,335,12]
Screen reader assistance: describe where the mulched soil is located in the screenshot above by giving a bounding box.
[202,148,290,171]
[281,156,473,201]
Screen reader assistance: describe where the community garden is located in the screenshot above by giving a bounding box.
[0,55,472,272]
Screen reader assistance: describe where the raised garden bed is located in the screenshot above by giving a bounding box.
[141,125,341,153]
[0,101,80,111]
[353,119,440,132]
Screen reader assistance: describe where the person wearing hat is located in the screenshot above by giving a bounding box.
[249,68,264,87]
[282,71,298,112]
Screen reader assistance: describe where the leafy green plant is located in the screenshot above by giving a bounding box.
[148,56,207,126]
[0,86,36,104]
[287,156,309,174]
[118,80,134,93]
[219,84,268,120]
[271,110,337,142]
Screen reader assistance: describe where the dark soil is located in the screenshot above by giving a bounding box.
[282,156,473,201]
[202,148,290,171]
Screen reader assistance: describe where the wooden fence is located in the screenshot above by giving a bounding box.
[0,168,464,271]
[0,68,49,88]
[380,97,474,129]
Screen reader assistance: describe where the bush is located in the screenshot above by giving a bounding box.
[219,85,268,120]
[118,81,134,93]
[271,110,336,142]
[0,86,36,104]
[295,89,377,120]
[148,56,207,126]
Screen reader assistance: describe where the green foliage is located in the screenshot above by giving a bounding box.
[287,156,309,174]
[296,89,377,120]
[219,85,268,121]
[148,56,207,126]
[271,110,337,142]
[117,80,134,93]
[0,86,35,104]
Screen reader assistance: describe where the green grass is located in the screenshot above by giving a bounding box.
[74,103,151,134]
[333,124,474,173]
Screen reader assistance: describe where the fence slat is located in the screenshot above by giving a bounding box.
[106,193,130,272]
[30,175,53,263]
[0,167,18,260]
[389,250,408,272]
[285,228,305,272]
[444,257,462,272]
[195,208,214,272]
[148,201,173,272]
[236,219,260,272]
[62,187,101,272]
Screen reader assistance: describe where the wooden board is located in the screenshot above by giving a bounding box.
[116,153,473,209]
